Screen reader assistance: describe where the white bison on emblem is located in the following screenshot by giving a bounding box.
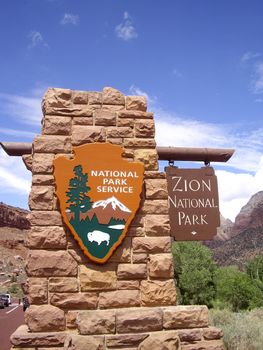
[87,230,110,246]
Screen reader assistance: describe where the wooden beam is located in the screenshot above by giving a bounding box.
[0,142,235,163]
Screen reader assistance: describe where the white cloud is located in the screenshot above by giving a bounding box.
[115,12,138,41]
[0,91,42,126]
[240,51,261,64]
[0,127,36,139]
[240,53,263,97]
[252,62,263,94]
[216,156,263,221]
[28,31,49,49]
[0,149,31,195]
[60,13,79,25]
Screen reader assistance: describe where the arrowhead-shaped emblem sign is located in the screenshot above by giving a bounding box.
[54,143,144,264]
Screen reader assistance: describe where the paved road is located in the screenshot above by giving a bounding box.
[0,303,25,350]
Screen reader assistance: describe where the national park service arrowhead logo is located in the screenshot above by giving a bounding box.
[53,143,144,264]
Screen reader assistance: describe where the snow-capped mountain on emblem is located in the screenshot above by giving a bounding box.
[93,196,131,212]
[84,196,132,225]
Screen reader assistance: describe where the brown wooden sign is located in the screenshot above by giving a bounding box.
[53,143,144,264]
[165,166,220,240]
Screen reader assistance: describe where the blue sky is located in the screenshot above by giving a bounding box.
[0,0,263,221]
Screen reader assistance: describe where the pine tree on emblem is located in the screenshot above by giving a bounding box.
[66,165,92,222]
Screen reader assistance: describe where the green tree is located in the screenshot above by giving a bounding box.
[66,165,92,221]
[172,241,216,306]
[246,254,263,282]
[214,266,263,311]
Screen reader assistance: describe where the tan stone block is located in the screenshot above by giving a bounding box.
[127,226,145,237]
[141,280,176,306]
[116,308,162,333]
[203,327,224,340]
[181,341,224,350]
[88,91,102,105]
[72,125,106,145]
[102,87,125,105]
[101,104,125,111]
[43,116,71,135]
[145,215,170,236]
[133,237,172,253]
[49,277,78,292]
[66,310,77,329]
[43,105,94,117]
[145,171,166,179]
[107,126,133,138]
[117,280,140,290]
[110,237,131,262]
[122,149,134,158]
[117,118,135,127]
[118,111,153,119]
[42,88,71,110]
[106,334,149,348]
[32,153,54,174]
[29,186,54,210]
[149,254,174,278]
[72,90,89,104]
[10,325,67,348]
[26,250,78,277]
[64,334,105,350]
[77,310,115,335]
[126,96,147,111]
[25,226,67,249]
[123,138,156,148]
[32,174,54,185]
[50,292,98,309]
[178,328,202,342]
[134,120,155,138]
[163,305,209,329]
[25,304,65,332]
[28,211,63,226]
[72,116,93,125]
[134,149,158,170]
[99,290,140,308]
[94,109,116,126]
[28,278,48,304]
[33,135,71,153]
[138,331,180,350]
[22,154,33,172]
[37,348,64,350]
[132,253,148,263]
[117,264,147,280]
[107,138,123,145]
[145,179,168,199]
[140,199,168,214]
[79,264,117,291]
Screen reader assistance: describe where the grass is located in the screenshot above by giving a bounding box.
[209,308,263,350]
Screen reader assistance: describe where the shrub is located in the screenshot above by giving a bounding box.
[209,308,263,350]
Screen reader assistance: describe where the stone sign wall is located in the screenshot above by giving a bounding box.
[11,87,224,350]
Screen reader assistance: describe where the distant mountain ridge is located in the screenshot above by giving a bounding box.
[0,203,29,291]
[0,202,30,229]
[231,191,263,237]
[207,191,263,267]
